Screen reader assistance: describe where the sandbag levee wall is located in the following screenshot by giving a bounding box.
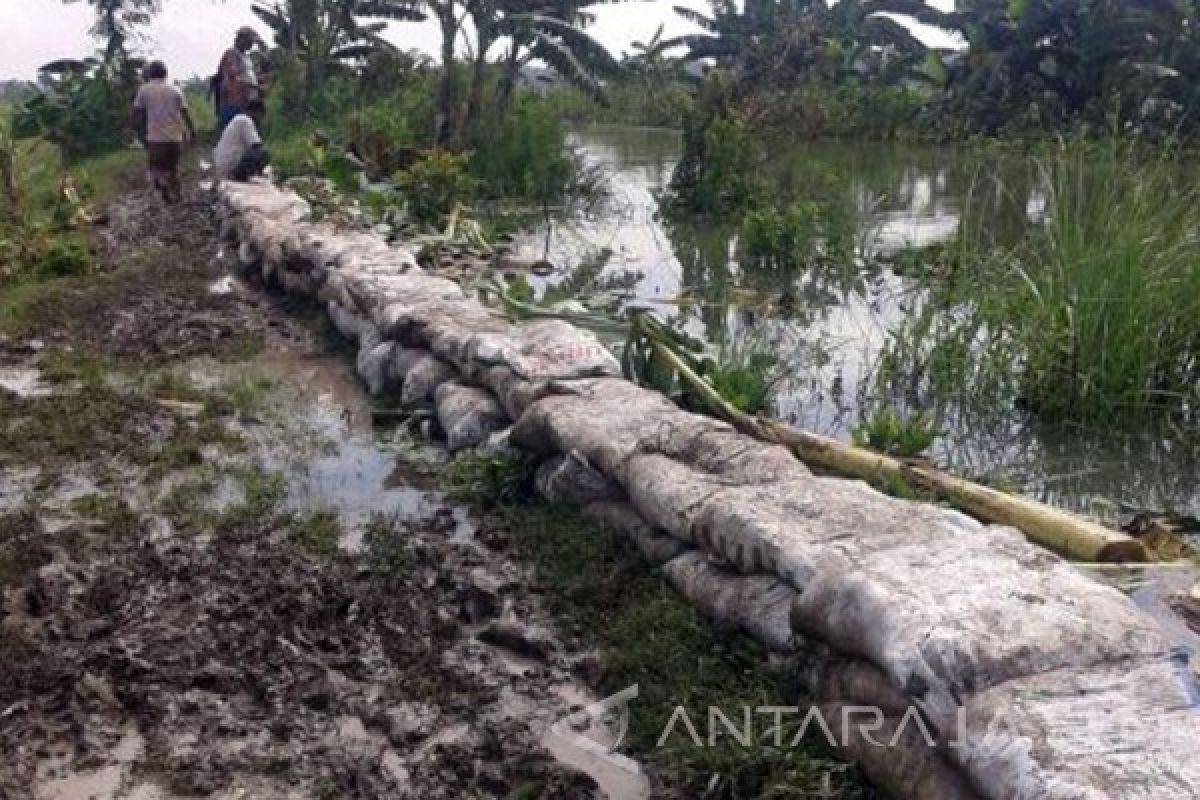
[219,180,1200,800]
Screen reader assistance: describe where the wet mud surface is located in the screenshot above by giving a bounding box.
[1,486,612,800]
[0,183,647,800]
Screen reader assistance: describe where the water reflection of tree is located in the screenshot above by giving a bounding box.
[663,216,738,342]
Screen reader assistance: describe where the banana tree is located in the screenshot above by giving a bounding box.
[464,0,623,137]
[252,0,426,104]
[873,0,1190,131]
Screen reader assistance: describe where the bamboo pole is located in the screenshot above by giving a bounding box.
[647,340,1150,564]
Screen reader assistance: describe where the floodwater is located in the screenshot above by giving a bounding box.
[251,349,476,546]
[513,126,1200,520]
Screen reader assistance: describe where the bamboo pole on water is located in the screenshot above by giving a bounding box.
[646,340,1150,564]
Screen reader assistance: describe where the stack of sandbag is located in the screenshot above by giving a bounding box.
[217,180,1200,800]
[511,377,1200,800]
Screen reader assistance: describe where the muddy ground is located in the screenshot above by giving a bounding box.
[0,179,630,800]
[1,172,879,800]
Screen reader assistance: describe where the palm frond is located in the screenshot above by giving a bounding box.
[505,12,620,72]
[672,5,718,31]
[355,0,428,21]
[529,35,607,100]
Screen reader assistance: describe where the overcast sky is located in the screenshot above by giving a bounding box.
[0,0,959,82]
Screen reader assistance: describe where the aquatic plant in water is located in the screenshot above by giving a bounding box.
[878,139,1200,425]
[739,201,853,271]
[851,408,939,459]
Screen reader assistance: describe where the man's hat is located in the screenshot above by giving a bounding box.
[236,26,259,40]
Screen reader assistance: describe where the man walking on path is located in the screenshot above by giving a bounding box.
[133,61,195,205]
[216,27,262,133]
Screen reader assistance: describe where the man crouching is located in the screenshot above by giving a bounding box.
[214,100,270,182]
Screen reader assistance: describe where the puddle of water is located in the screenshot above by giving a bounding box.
[0,367,54,397]
[246,350,476,546]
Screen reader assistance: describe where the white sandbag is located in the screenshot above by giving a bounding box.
[820,702,985,800]
[388,347,428,387]
[219,181,310,222]
[433,382,509,453]
[327,301,370,343]
[401,354,458,408]
[950,658,1200,800]
[662,552,797,653]
[581,501,690,565]
[480,366,551,420]
[464,320,620,383]
[357,339,395,396]
[622,454,1168,722]
[535,451,624,507]
[790,524,1169,725]
[798,654,915,718]
[350,273,460,319]
[512,378,807,486]
[316,272,354,310]
[379,296,500,351]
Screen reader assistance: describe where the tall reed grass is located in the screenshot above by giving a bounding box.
[881,139,1200,424]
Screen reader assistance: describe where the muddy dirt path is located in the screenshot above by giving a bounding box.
[0,182,656,800]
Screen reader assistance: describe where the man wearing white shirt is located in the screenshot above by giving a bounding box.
[214,101,270,182]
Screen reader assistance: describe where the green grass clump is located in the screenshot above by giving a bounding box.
[739,201,853,271]
[708,351,779,414]
[235,467,289,517]
[851,408,939,459]
[500,503,875,798]
[445,453,535,507]
[297,510,341,555]
[70,493,139,537]
[882,138,1200,425]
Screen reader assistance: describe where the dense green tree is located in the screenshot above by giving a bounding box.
[877,0,1200,132]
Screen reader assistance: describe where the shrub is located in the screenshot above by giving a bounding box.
[13,61,140,162]
[739,202,852,271]
[671,113,763,214]
[852,409,939,458]
[343,103,419,175]
[708,352,779,414]
[470,99,572,206]
[395,150,477,226]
